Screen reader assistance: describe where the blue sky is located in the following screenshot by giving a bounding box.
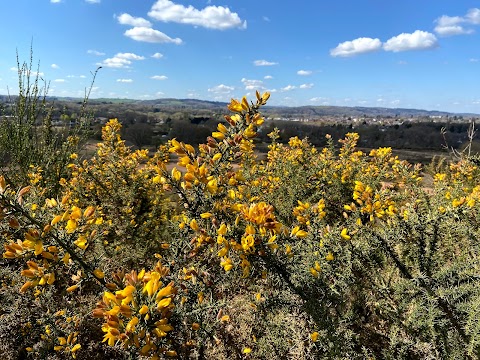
[1,1,480,113]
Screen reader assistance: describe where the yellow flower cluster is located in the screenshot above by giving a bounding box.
[2,199,100,293]
[6,90,478,359]
[351,181,397,223]
[54,332,81,358]
[94,262,177,358]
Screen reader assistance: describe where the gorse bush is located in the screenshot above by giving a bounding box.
[0,51,94,195]
[2,88,480,359]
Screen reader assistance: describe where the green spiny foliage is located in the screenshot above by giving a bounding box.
[2,77,480,359]
[0,49,95,196]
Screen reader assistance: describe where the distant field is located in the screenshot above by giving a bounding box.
[359,147,449,164]
[81,139,448,167]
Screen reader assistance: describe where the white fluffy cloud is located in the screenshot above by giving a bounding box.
[85,0,100,3]
[51,0,61,3]
[97,53,145,68]
[117,13,152,28]
[331,8,480,58]
[435,25,472,36]
[297,70,312,76]
[124,27,182,44]
[299,83,314,89]
[208,84,234,93]
[436,15,464,27]
[434,15,473,36]
[151,75,168,80]
[264,75,273,80]
[148,0,246,30]
[466,8,480,24]
[330,37,382,57]
[117,79,133,83]
[253,59,278,66]
[152,52,164,59]
[281,85,296,92]
[434,8,480,36]
[51,64,59,69]
[383,30,438,52]
[310,97,327,102]
[87,49,105,56]
[54,79,65,83]
[241,78,264,91]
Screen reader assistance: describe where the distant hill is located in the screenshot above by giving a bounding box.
[262,105,478,119]
[118,98,479,118]
[1,95,478,118]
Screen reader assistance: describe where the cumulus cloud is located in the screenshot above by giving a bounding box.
[253,59,278,66]
[264,75,273,80]
[466,8,480,24]
[299,83,314,89]
[383,30,438,52]
[148,0,246,30]
[310,97,327,102]
[208,84,234,93]
[117,79,133,83]
[97,53,145,68]
[51,0,61,3]
[54,79,65,83]
[434,15,473,36]
[51,64,60,69]
[66,75,86,79]
[117,13,152,27]
[187,91,200,98]
[152,52,164,59]
[151,75,168,80]
[435,15,463,27]
[297,70,312,76]
[434,8,480,36]
[435,25,472,36]
[330,37,382,57]
[281,85,296,92]
[85,0,100,3]
[87,49,105,56]
[241,78,264,91]
[124,27,182,44]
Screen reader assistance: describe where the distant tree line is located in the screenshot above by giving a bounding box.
[2,97,476,155]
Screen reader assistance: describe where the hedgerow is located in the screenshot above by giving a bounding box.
[2,80,480,359]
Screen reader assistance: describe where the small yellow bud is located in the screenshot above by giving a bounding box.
[93,269,105,279]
